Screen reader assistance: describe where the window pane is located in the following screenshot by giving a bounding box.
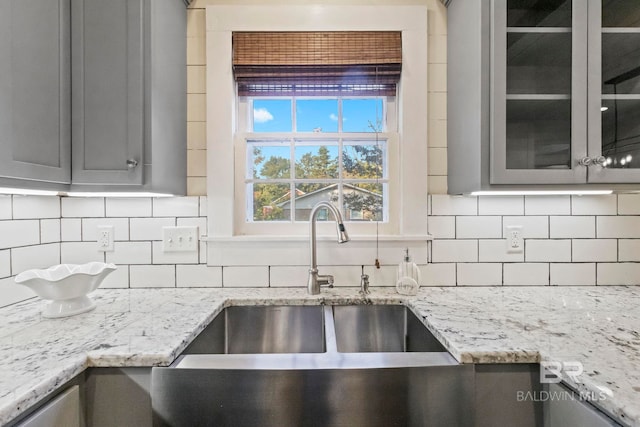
[343,183,384,221]
[507,0,571,27]
[252,99,292,132]
[295,144,339,179]
[296,99,338,132]
[342,142,385,179]
[293,183,338,221]
[250,183,291,221]
[342,98,384,132]
[247,142,290,179]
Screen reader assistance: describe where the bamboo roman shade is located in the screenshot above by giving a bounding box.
[232,31,402,96]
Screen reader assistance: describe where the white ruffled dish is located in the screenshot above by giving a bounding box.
[15,262,117,318]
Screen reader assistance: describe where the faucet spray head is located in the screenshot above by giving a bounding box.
[337,222,350,243]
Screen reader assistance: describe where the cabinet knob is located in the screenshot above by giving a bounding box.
[578,156,607,168]
[126,159,139,169]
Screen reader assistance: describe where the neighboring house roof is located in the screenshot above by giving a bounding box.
[276,183,381,209]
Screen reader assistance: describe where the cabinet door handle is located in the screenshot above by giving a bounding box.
[126,159,139,169]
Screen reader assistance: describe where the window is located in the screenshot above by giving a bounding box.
[244,97,389,224]
[206,5,428,266]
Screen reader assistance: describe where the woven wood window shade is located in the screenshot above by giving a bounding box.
[233,31,402,96]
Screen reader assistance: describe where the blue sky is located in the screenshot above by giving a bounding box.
[252,98,383,133]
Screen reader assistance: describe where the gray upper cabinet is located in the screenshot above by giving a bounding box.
[71,0,145,186]
[71,0,187,194]
[0,0,186,194]
[0,0,71,186]
[448,0,640,193]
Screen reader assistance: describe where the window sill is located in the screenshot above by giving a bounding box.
[203,234,432,243]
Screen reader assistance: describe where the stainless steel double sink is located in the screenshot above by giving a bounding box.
[152,305,475,426]
[179,304,449,357]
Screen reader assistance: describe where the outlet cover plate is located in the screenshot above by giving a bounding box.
[163,226,199,252]
[505,225,523,254]
[97,225,115,252]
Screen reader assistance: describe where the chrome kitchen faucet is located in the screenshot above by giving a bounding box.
[307,201,350,294]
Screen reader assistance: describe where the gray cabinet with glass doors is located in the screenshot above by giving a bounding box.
[447,0,640,193]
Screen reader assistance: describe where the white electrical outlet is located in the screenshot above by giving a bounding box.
[506,225,523,253]
[163,226,199,252]
[97,225,114,252]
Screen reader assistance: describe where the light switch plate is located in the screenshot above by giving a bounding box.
[163,226,198,252]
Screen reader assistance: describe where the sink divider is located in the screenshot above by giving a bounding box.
[322,306,338,353]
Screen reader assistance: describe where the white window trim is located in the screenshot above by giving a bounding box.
[205,5,429,266]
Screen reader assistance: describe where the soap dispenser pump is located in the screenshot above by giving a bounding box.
[396,248,420,295]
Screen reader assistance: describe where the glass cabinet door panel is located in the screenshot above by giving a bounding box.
[602,33,640,94]
[507,33,572,94]
[507,0,571,27]
[506,100,571,169]
[602,0,640,27]
[601,99,640,169]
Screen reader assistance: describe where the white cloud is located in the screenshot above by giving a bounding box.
[254,108,274,123]
[329,113,339,121]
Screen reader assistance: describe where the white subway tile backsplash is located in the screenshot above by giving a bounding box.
[526,240,571,262]
[572,194,617,215]
[0,220,40,249]
[457,263,502,286]
[0,250,10,278]
[478,240,524,262]
[456,216,501,239]
[153,197,199,217]
[431,240,478,263]
[478,196,524,216]
[503,216,548,238]
[199,196,207,217]
[363,265,396,287]
[61,197,105,218]
[40,219,60,244]
[199,241,207,264]
[61,219,82,242]
[618,240,640,262]
[107,242,152,265]
[320,265,363,287]
[11,244,60,274]
[13,196,60,219]
[60,242,104,264]
[100,266,129,289]
[177,265,222,287]
[427,216,455,239]
[130,218,175,241]
[419,263,456,286]
[177,217,207,236]
[0,196,11,220]
[431,195,477,216]
[525,196,570,215]
[550,263,596,286]
[597,263,640,286]
[269,266,310,287]
[597,216,640,238]
[549,216,595,239]
[82,218,129,241]
[130,265,175,288]
[223,266,268,287]
[105,198,152,217]
[617,194,640,215]
[152,241,199,264]
[572,239,617,262]
[503,263,549,286]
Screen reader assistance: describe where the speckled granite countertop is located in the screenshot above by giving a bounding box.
[0,286,639,426]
